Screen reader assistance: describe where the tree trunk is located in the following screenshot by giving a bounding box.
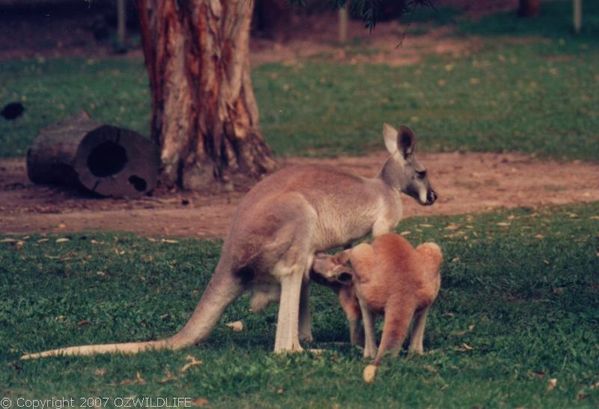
[518,0,540,17]
[136,0,276,191]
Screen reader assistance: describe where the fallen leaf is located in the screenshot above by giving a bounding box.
[225,320,244,332]
[191,398,209,407]
[94,368,107,377]
[56,238,70,243]
[120,371,146,385]
[37,238,49,243]
[58,223,67,229]
[496,222,510,227]
[0,238,18,243]
[162,239,179,244]
[180,355,203,373]
[400,230,411,236]
[77,320,91,327]
[159,370,177,384]
[547,378,557,391]
[458,343,474,352]
[15,241,25,250]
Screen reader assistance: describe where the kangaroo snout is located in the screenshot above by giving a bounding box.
[425,189,438,206]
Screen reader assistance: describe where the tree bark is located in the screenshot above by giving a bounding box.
[136,0,276,191]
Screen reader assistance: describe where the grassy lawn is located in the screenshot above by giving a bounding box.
[1,0,597,160]
[1,202,597,408]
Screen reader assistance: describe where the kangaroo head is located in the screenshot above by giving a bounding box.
[312,251,354,285]
[380,124,437,206]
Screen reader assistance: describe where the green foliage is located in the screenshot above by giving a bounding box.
[1,202,598,407]
[288,0,436,29]
[458,0,599,39]
[399,4,459,26]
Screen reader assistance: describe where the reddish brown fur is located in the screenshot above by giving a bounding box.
[313,233,442,366]
[352,234,442,365]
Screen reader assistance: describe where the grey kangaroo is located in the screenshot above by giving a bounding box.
[22,123,437,359]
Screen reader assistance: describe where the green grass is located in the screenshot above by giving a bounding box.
[1,0,597,161]
[1,202,598,408]
[0,57,151,157]
[257,38,598,160]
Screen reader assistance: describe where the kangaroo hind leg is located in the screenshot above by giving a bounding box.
[273,239,314,353]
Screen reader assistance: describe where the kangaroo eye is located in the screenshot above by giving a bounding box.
[416,170,427,178]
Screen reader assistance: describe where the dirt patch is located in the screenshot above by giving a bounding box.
[251,20,480,67]
[1,152,598,239]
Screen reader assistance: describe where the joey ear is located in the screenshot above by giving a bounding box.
[383,123,399,155]
[398,126,416,159]
[336,249,351,265]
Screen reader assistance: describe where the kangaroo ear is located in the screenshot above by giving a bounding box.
[398,126,416,159]
[383,123,399,155]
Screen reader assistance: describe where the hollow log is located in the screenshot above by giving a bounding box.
[26,112,159,198]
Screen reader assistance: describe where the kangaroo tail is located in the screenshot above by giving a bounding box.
[21,261,243,360]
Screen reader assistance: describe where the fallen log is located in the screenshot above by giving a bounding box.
[27,112,159,198]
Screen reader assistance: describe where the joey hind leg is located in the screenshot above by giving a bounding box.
[359,297,377,359]
[408,307,430,355]
[338,288,363,346]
